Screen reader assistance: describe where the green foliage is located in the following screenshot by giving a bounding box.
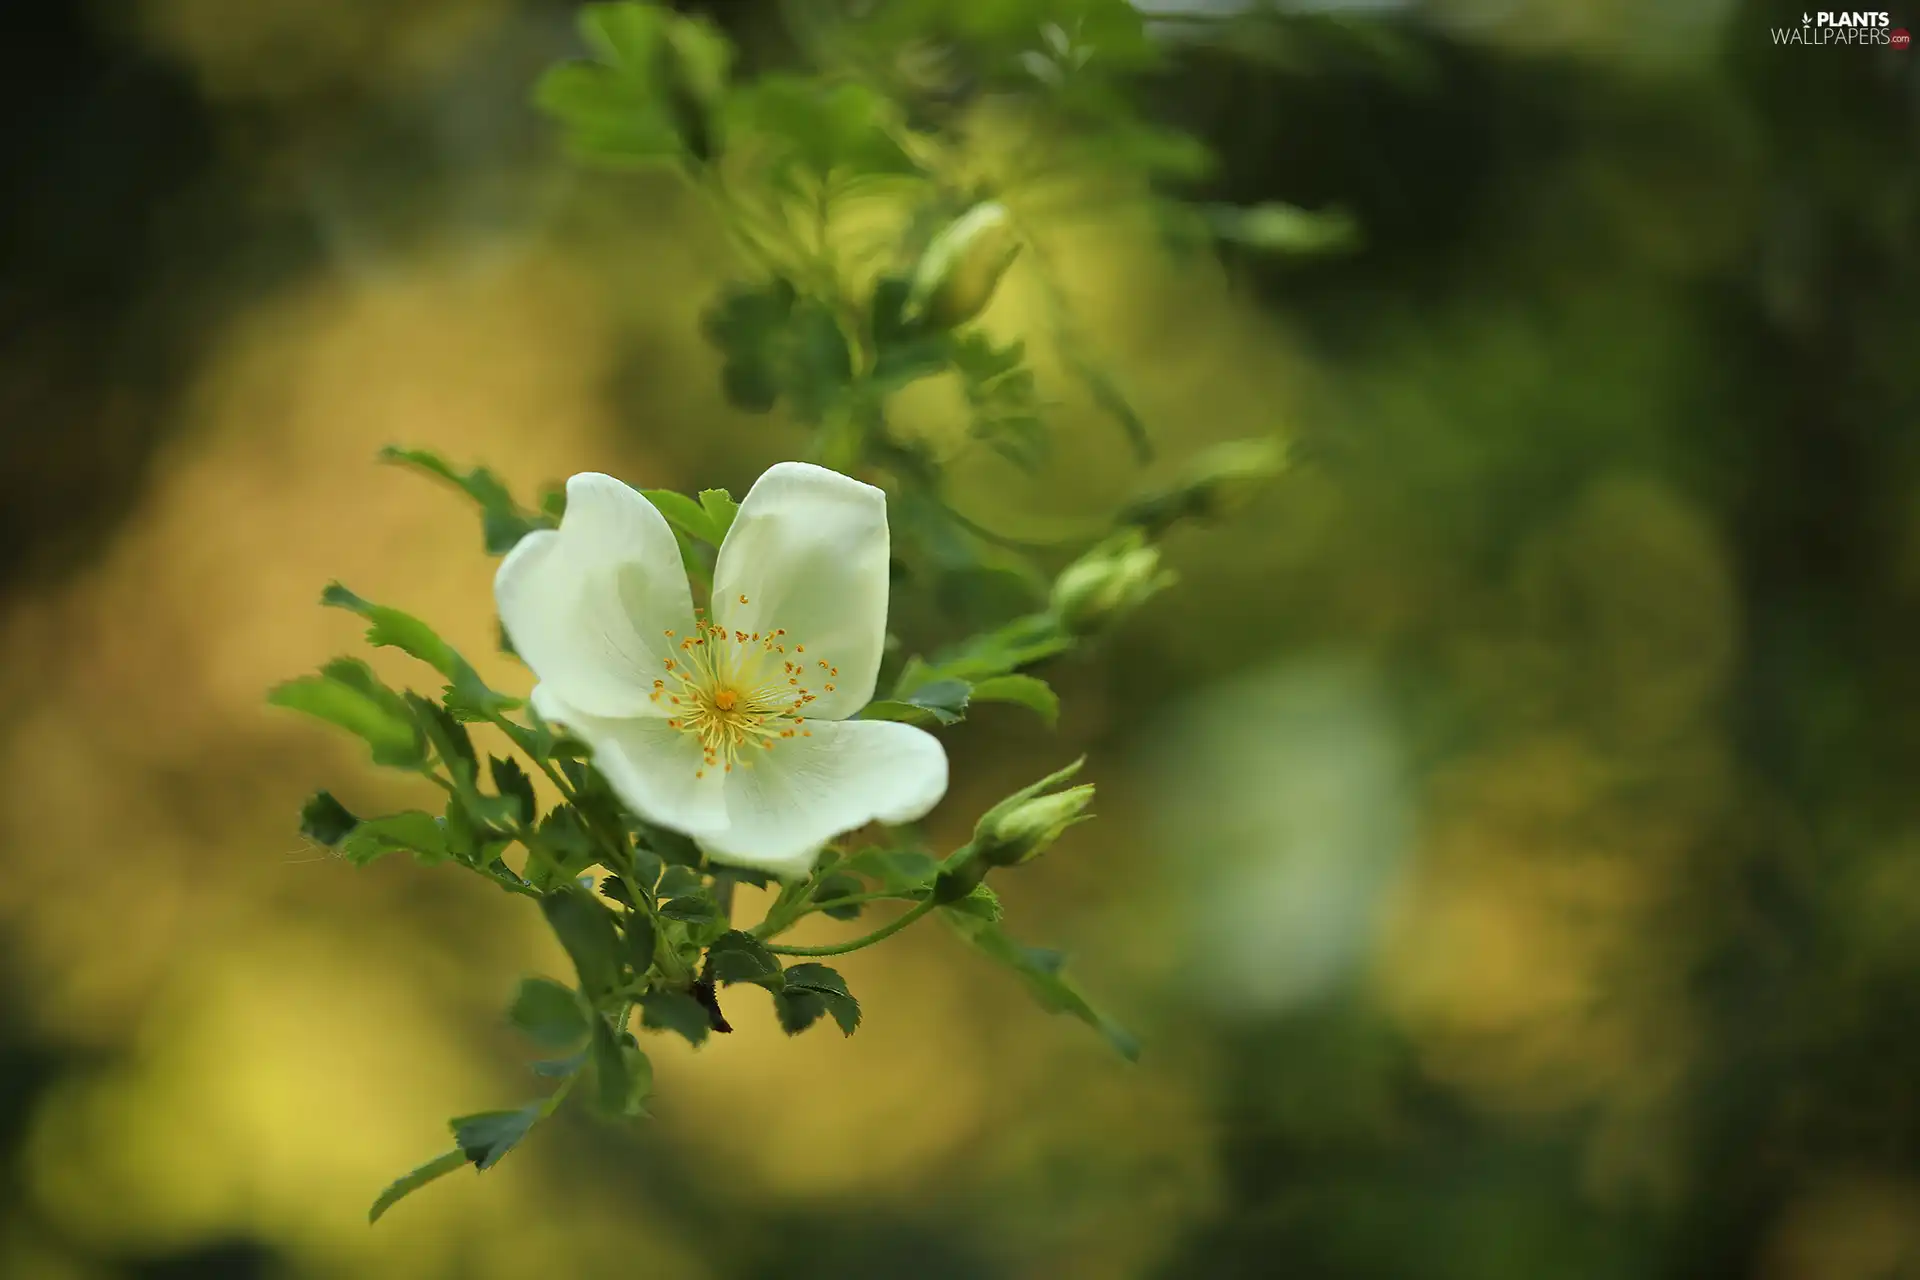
[322,584,518,720]
[775,963,861,1036]
[589,1017,653,1119]
[640,989,712,1047]
[298,791,360,848]
[540,890,625,1003]
[700,280,852,423]
[967,674,1060,727]
[508,977,591,1053]
[534,3,730,170]
[379,446,554,554]
[341,811,449,868]
[948,916,1137,1061]
[706,931,784,987]
[368,1150,468,1224]
[451,1101,549,1171]
[269,660,424,768]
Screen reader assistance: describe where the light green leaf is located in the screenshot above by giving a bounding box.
[947,917,1139,1061]
[341,810,448,868]
[269,661,425,768]
[368,1149,468,1224]
[378,446,553,555]
[589,1016,653,1119]
[320,583,518,719]
[697,489,738,539]
[450,1100,547,1171]
[639,489,725,547]
[968,674,1059,727]
[861,677,971,726]
[1204,202,1360,255]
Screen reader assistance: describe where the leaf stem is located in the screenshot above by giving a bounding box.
[763,898,938,957]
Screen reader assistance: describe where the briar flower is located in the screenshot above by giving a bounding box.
[494,462,948,877]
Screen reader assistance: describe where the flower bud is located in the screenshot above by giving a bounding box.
[1050,529,1175,636]
[976,784,1096,868]
[1120,437,1288,535]
[903,202,1021,329]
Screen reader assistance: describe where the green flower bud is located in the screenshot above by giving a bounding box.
[1120,436,1289,535]
[932,758,1094,902]
[903,201,1021,329]
[1050,529,1175,636]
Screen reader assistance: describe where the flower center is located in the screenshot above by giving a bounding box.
[649,598,837,778]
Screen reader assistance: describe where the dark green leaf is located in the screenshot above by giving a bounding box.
[862,677,971,726]
[589,1016,653,1119]
[508,977,590,1052]
[450,1101,546,1171]
[705,930,782,986]
[489,757,537,826]
[781,963,860,1035]
[841,846,939,893]
[660,895,718,926]
[773,987,827,1035]
[656,865,705,899]
[540,890,624,1000]
[967,674,1059,728]
[624,911,657,976]
[639,989,711,1047]
[811,872,866,920]
[298,791,359,848]
[368,1149,468,1224]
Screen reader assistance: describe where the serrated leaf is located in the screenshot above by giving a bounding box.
[541,890,624,1001]
[705,930,782,986]
[968,674,1059,727]
[450,1101,546,1171]
[490,757,536,826]
[948,917,1138,1061]
[298,791,359,848]
[781,963,860,1035]
[321,583,517,719]
[697,489,738,539]
[624,912,657,977]
[639,989,711,1047]
[269,664,425,768]
[508,977,590,1052]
[943,882,1002,923]
[656,865,705,899]
[773,987,827,1035]
[368,1149,467,1224]
[341,810,448,868]
[724,74,920,182]
[378,446,553,555]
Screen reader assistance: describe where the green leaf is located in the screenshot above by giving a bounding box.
[1203,202,1359,256]
[341,811,449,868]
[705,930,782,986]
[841,846,939,893]
[697,489,738,539]
[639,989,711,1047]
[489,757,537,826]
[540,890,624,1001]
[943,882,1003,923]
[378,446,553,555]
[861,677,972,727]
[450,1101,547,1171]
[368,1149,468,1224]
[508,977,590,1052]
[811,871,866,920]
[948,918,1138,1061]
[699,280,853,425]
[321,583,518,719]
[917,614,1073,685]
[639,488,725,546]
[724,75,920,183]
[781,963,860,1036]
[967,674,1060,727]
[589,1017,653,1119]
[529,807,597,890]
[624,912,657,977]
[298,791,360,848]
[659,895,718,926]
[269,661,425,768]
[772,987,828,1035]
[656,865,705,899]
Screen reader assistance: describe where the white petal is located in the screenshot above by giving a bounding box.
[711,462,889,721]
[495,474,695,718]
[698,719,949,876]
[530,685,728,837]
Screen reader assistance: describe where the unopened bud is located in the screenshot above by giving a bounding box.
[932,758,1094,902]
[903,202,1021,329]
[1050,529,1174,636]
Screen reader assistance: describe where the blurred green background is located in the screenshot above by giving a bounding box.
[3,0,1918,1276]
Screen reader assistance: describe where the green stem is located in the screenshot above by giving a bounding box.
[763,898,938,957]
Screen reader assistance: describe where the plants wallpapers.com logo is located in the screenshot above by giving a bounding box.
[1772,11,1912,45]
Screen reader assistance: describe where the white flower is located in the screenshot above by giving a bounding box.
[494,462,948,878]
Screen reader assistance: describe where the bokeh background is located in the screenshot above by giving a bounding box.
[4,0,1919,1276]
